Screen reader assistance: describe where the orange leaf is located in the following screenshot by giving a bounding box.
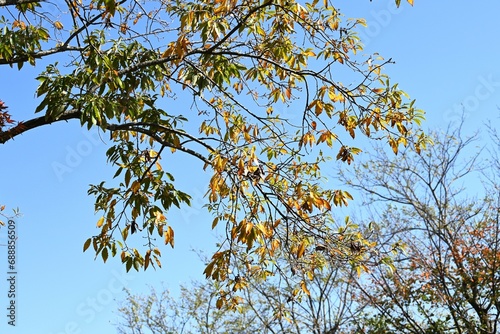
[164,226,175,248]
[154,255,162,268]
[300,280,310,295]
[297,241,306,258]
[144,250,151,270]
[216,297,224,309]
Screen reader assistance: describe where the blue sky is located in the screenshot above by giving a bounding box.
[0,1,499,333]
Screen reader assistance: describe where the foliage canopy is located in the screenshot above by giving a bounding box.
[0,0,420,302]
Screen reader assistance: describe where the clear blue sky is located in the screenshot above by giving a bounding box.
[0,1,499,333]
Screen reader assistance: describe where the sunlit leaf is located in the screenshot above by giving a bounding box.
[300,280,310,296]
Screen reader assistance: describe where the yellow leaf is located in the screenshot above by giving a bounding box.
[153,247,161,256]
[307,99,317,110]
[389,138,399,154]
[407,0,414,5]
[97,217,105,228]
[315,100,323,116]
[256,223,270,237]
[300,280,310,296]
[356,18,367,27]
[297,241,306,258]
[245,221,253,235]
[212,217,219,229]
[328,89,336,101]
[131,181,140,193]
[306,50,316,57]
[144,250,151,270]
[164,226,175,248]
[155,211,166,222]
[204,260,215,279]
[154,255,162,268]
[54,21,63,30]
[334,52,344,64]
[344,191,353,201]
[122,225,129,241]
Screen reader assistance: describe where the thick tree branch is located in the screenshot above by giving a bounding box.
[0,46,84,66]
[0,0,41,6]
[0,110,81,144]
[0,111,211,164]
[114,1,273,78]
[107,123,211,164]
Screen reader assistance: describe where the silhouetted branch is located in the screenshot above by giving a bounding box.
[0,110,81,144]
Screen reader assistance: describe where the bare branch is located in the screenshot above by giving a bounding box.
[0,46,84,66]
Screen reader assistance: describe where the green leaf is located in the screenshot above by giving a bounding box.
[102,247,109,263]
[113,167,123,178]
[105,0,116,16]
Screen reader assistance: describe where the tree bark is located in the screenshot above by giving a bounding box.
[0,111,80,144]
[0,0,41,6]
